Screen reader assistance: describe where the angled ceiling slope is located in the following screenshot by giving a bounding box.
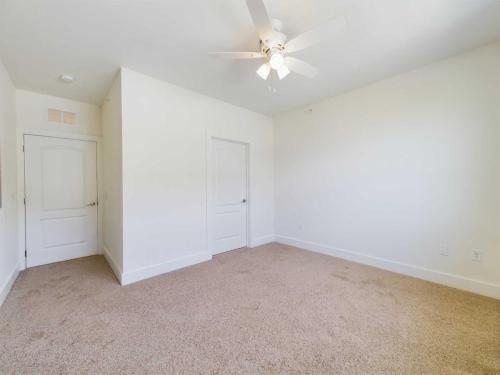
[1,0,500,115]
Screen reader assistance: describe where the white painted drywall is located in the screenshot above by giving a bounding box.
[3,0,500,115]
[0,57,19,305]
[120,68,274,282]
[274,42,500,298]
[16,90,101,136]
[101,73,123,278]
[15,90,103,271]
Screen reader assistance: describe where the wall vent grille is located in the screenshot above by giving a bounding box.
[48,108,77,125]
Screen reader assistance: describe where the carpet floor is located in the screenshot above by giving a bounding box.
[0,243,499,374]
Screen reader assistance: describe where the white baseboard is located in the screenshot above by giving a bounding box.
[121,252,212,286]
[102,246,123,284]
[275,235,500,300]
[250,235,275,248]
[0,262,21,307]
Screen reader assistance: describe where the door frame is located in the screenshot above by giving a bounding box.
[206,136,250,255]
[17,130,103,270]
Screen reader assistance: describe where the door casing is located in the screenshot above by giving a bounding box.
[18,131,103,269]
[207,136,250,255]
[24,134,99,267]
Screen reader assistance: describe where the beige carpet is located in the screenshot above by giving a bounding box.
[0,243,499,374]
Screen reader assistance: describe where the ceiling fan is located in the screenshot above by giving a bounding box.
[212,0,346,81]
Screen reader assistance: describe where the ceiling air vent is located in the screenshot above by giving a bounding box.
[48,108,77,125]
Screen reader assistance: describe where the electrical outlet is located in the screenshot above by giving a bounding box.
[439,244,449,257]
[471,250,483,262]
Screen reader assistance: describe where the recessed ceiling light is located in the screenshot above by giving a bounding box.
[59,74,75,83]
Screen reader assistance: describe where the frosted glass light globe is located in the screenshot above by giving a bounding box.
[269,52,284,70]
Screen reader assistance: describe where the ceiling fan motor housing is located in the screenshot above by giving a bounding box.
[213,1,327,80]
[260,22,287,62]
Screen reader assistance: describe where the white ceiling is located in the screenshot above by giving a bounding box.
[1,0,500,115]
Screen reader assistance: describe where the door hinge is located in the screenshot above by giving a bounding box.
[22,145,25,152]
[24,250,27,257]
[24,197,26,205]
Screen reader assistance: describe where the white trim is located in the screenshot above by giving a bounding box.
[20,129,102,142]
[275,235,500,300]
[250,235,275,248]
[121,252,212,286]
[17,130,103,271]
[103,246,123,284]
[207,135,250,255]
[0,262,21,307]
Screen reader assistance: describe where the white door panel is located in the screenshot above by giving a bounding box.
[25,135,98,267]
[212,139,248,254]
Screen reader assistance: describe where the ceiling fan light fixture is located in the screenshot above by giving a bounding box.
[269,51,284,70]
[277,64,290,80]
[256,63,271,80]
[213,0,335,81]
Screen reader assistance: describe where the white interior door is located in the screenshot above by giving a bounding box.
[25,135,98,267]
[212,138,248,254]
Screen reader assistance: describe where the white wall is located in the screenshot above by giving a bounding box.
[101,73,123,279]
[274,42,500,299]
[120,68,274,284]
[16,90,101,136]
[15,90,102,270]
[0,58,19,306]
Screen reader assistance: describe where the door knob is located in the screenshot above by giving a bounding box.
[87,202,96,207]
[242,199,247,203]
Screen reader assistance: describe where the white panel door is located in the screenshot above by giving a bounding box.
[212,138,248,254]
[25,135,98,267]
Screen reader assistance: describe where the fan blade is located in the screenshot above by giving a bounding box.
[246,0,274,42]
[285,16,346,53]
[211,52,264,59]
[285,57,318,78]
